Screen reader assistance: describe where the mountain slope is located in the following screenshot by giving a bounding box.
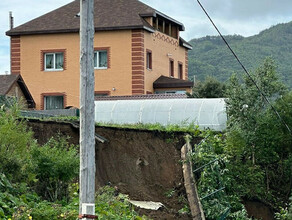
[188,21,292,86]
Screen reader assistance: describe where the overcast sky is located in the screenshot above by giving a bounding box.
[1,0,292,74]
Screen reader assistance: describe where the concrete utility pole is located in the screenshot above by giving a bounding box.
[79,0,96,220]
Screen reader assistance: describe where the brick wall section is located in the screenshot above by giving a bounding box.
[131,30,145,95]
[10,36,21,75]
[185,49,188,80]
[40,92,67,110]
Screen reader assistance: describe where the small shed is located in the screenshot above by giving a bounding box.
[95,98,227,131]
[0,74,35,108]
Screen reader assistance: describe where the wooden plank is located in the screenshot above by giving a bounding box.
[181,135,205,220]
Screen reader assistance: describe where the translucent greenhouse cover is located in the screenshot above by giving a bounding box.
[95,98,227,131]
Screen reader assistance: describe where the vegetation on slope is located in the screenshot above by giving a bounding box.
[188,21,292,87]
[189,58,292,219]
[1,58,292,219]
[0,105,147,220]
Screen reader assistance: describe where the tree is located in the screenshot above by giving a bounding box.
[225,57,292,208]
[188,76,226,98]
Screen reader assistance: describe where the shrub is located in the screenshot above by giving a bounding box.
[30,136,79,202]
[0,106,35,182]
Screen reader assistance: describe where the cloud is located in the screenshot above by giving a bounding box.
[141,0,292,39]
[1,0,292,74]
[0,0,72,74]
[0,47,10,74]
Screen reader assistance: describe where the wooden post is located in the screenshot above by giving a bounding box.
[156,17,159,30]
[181,135,205,220]
[79,0,96,220]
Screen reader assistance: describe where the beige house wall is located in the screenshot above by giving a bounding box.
[144,30,187,94]
[20,30,132,109]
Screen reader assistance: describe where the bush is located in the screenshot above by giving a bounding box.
[0,106,35,182]
[191,132,251,220]
[30,136,79,202]
[95,186,148,220]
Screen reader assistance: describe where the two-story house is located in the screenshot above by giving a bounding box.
[6,0,193,110]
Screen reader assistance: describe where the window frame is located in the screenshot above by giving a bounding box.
[44,52,64,71]
[41,92,66,110]
[146,49,152,70]
[94,91,110,98]
[178,62,183,79]
[41,49,66,72]
[169,58,174,77]
[94,47,110,70]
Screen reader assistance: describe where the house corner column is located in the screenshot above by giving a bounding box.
[131,29,145,95]
[10,36,21,75]
[185,49,188,80]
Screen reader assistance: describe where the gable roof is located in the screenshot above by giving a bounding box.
[0,74,35,108]
[6,0,184,36]
[0,74,19,95]
[153,75,193,89]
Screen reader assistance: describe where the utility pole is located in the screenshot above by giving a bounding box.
[79,0,96,220]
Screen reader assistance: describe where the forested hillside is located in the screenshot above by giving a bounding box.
[188,21,292,87]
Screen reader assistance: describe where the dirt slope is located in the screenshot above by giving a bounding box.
[26,119,197,219]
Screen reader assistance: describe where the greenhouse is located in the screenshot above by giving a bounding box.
[95,98,227,131]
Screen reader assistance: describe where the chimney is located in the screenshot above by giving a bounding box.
[9,11,14,29]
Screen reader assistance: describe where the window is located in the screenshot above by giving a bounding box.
[178,62,183,79]
[94,50,108,69]
[146,50,152,70]
[45,52,64,71]
[44,96,64,110]
[94,91,110,98]
[169,59,174,77]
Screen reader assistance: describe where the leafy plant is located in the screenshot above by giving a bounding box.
[224,58,292,211]
[30,136,79,202]
[188,76,226,98]
[191,131,251,219]
[95,186,148,220]
[0,104,35,182]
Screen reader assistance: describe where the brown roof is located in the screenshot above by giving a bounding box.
[0,74,35,108]
[0,74,19,95]
[179,37,192,50]
[153,75,193,89]
[6,0,184,36]
[95,93,188,101]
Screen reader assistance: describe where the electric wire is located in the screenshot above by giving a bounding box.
[196,0,292,135]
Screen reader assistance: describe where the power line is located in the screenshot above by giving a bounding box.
[196,0,292,135]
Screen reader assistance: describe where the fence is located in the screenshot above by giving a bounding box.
[21,109,79,118]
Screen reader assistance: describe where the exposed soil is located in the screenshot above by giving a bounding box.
[243,200,275,220]
[25,119,277,219]
[26,119,197,219]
